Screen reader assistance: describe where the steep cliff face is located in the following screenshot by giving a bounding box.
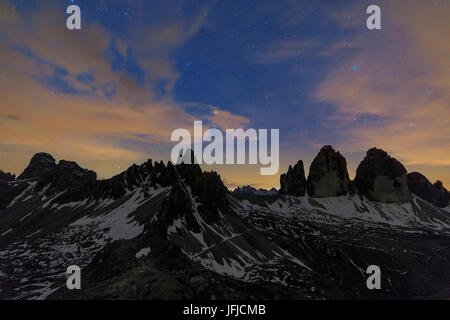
[355,148,411,203]
[307,146,350,198]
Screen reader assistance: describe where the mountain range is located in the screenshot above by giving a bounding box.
[0,146,449,299]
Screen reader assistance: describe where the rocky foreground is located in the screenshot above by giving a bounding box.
[0,147,449,299]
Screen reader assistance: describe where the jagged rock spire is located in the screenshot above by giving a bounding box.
[280,160,307,196]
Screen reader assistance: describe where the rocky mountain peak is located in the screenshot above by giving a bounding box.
[233,185,277,196]
[355,148,411,203]
[407,172,449,207]
[434,180,445,189]
[36,160,97,193]
[280,160,307,196]
[407,172,434,202]
[366,147,388,158]
[431,181,449,208]
[0,169,15,182]
[17,152,56,180]
[307,145,350,197]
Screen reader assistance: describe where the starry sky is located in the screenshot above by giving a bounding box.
[0,0,449,189]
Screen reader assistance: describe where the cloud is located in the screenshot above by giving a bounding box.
[205,107,250,130]
[258,0,314,27]
[251,39,320,64]
[3,115,21,121]
[0,0,211,106]
[314,0,450,187]
[0,0,253,180]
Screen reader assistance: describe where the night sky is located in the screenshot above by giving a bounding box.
[0,0,449,189]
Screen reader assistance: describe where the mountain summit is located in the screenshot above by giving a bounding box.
[17,152,56,180]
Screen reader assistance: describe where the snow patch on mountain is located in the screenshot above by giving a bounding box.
[71,192,145,240]
[237,193,450,232]
[135,247,151,258]
[7,182,37,208]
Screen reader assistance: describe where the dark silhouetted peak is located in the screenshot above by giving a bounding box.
[431,181,449,208]
[407,172,434,203]
[18,152,56,180]
[176,160,229,223]
[233,185,257,194]
[89,159,171,200]
[280,160,306,196]
[32,152,55,162]
[144,180,203,253]
[407,172,448,208]
[74,148,222,204]
[192,171,229,223]
[307,145,350,198]
[0,170,25,209]
[233,185,278,198]
[145,167,230,241]
[0,169,15,182]
[355,148,411,203]
[166,181,203,232]
[366,147,388,158]
[37,160,97,193]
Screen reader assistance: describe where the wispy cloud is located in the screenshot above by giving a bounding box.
[0,0,247,178]
[314,0,450,186]
[251,39,320,64]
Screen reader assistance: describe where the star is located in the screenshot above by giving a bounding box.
[353,66,358,71]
